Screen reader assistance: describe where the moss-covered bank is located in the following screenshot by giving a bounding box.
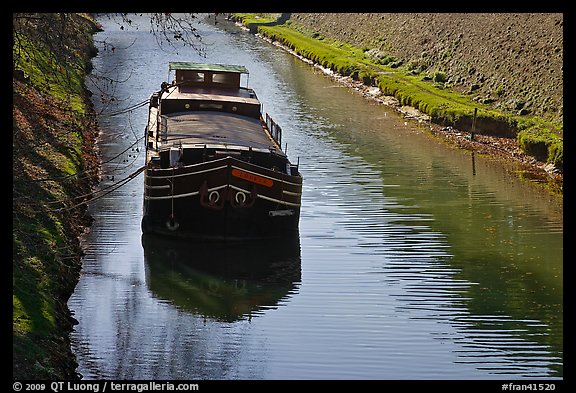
[13,13,101,379]
[231,13,563,173]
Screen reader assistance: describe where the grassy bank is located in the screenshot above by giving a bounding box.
[13,13,100,379]
[232,14,563,171]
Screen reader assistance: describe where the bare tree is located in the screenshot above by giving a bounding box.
[13,13,97,88]
[97,13,206,54]
[13,13,206,94]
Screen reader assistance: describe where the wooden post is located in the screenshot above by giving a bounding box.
[471,107,477,141]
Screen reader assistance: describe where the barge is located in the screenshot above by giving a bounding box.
[141,62,302,239]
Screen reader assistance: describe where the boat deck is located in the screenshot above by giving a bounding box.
[147,108,283,155]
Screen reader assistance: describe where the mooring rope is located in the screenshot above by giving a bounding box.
[54,165,146,212]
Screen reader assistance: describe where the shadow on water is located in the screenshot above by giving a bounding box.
[141,233,302,322]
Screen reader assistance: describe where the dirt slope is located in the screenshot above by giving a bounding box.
[289,13,563,126]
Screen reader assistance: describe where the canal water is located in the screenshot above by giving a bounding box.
[69,14,563,380]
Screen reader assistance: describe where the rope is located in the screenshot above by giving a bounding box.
[54,165,146,212]
[104,99,149,117]
[15,134,146,185]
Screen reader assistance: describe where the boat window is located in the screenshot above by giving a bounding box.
[180,71,204,83]
[212,72,240,87]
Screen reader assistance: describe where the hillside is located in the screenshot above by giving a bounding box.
[289,13,563,127]
[13,13,100,379]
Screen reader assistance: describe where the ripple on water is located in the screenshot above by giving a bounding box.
[70,15,562,380]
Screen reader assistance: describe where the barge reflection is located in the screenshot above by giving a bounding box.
[141,233,302,322]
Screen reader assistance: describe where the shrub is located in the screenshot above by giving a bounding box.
[548,141,563,170]
[433,71,447,83]
[517,126,563,169]
[378,55,397,66]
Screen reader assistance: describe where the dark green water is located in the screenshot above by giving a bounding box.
[69,14,563,380]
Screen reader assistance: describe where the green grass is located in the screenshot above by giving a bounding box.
[14,33,87,115]
[517,126,564,170]
[256,22,369,76]
[233,13,281,25]
[13,13,99,379]
[234,14,563,170]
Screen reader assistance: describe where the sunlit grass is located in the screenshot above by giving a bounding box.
[13,13,97,379]
[236,14,562,170]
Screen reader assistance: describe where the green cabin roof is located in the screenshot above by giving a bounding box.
[169,62,249,74]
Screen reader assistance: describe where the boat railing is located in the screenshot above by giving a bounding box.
[265,113,282,147]
[159,115,168,142]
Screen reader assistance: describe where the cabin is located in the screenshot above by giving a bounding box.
[156,62,262,118]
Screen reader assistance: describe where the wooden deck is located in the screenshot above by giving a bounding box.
[147,108,282,155]
[164,111,280,150]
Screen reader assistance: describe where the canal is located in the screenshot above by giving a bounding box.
[68,14,563,380]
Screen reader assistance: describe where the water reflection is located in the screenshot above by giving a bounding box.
[382,252,563,378]
[141,234,302,322]
[278,56,563,377]
[69,15,563,380]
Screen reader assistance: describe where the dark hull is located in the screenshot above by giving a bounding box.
[142,156,302,240]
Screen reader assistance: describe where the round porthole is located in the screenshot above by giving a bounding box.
[185,103,190,109]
